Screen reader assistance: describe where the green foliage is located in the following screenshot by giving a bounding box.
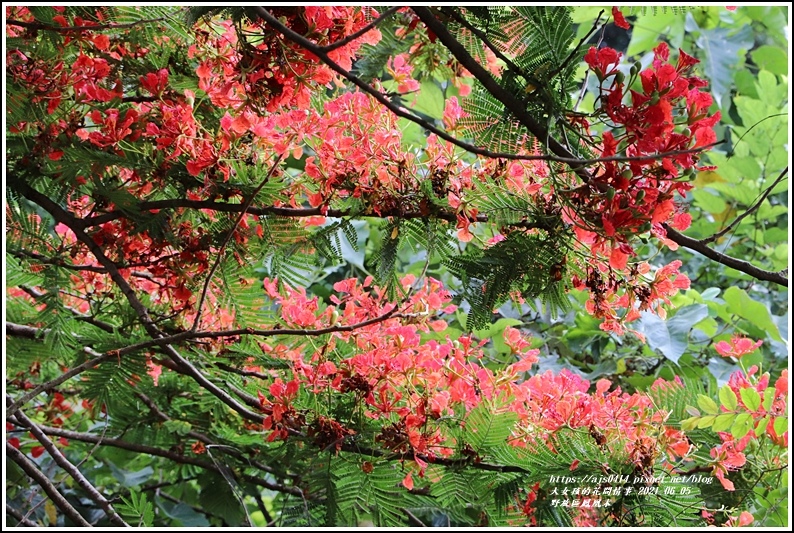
[447,229,570,330]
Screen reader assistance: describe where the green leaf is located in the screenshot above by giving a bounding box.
[463,405,519,452]
[635,305,708,363]
[697,415,715,429]
[691,189,727,214]
[723,287,782,341]
[731,413,753,439]
[719,385,738,411]
[681,416,700,431]
[163,420,192,436]
[108,464,155,488]
[773,416,787,438]
[750,45,789,76]
[685,406,700,418]
[754,416,770,437]
[739,388,761,412]
[762,388,775,411]
[712,414,735,433]
[411,80,445,119]
[155,495,211,527]
[696,395,719,415]
[695,24,754,107]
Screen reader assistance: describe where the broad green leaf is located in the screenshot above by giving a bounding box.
[635,305,708,363]
[762,388,775,411]
[695,25,754,107]
[681,416,700,431]
[719,385,738,411]
[697,395,719,415]
[712,413,736,433]
[723,286,782,341]
[155,495,211,527]
[755,416,770,437]
[740,388,761,412]
[109,464,155,488]
[411,80,445,119]
[731,413,753,439]
[773,416,787,437]
[691,189,727,214]
[750,45,789,75]
[697,415,716,429]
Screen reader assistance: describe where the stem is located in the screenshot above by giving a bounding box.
[9,399,130,527]
[6,442,92,527]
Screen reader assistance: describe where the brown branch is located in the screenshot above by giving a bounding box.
[6,503,39,527]
[701,167,788,244]
[16,285,117,334]
[13,423,304,498]
[6,322,43,340]
[6,17,169,33]
[9,177,268,425]
[10,400,130,527]
[5,442,92,527]
[411,6,590,181]
[662,224,788,287]
[6,346,118,420]
[319,6,400,52]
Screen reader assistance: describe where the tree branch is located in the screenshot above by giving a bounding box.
[6,17,170,33]
[5,442,92,527]
[6,503,39,527]
[701,167,787,244]
[193,150,287,331]
[9,177,268,425]
[12,422,304,498]
[662,225,788,287]
[319,6,399,52]
[9,399,130,527]
[5,345,118,420]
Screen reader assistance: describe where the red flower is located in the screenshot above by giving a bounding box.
[612,7,631,30]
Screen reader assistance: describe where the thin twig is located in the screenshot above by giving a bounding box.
[5,347,118,420]
[16,423,304,497]
[701,167,787,244]
[6,17,169,33]
[5,442,92,527]
[9,400,130,527]
[6,503,38,527]
[255,6,705,170]
[192,150,289,332]
[319,6,400,52]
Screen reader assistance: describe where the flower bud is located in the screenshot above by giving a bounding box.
[630,62,641,76]
[621,169,633,180]
[606,187,616,201]
[635,189,646,203]
[615,71,625,85]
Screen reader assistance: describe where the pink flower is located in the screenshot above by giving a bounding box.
[387,53,420,94]
[714,336,763,360]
